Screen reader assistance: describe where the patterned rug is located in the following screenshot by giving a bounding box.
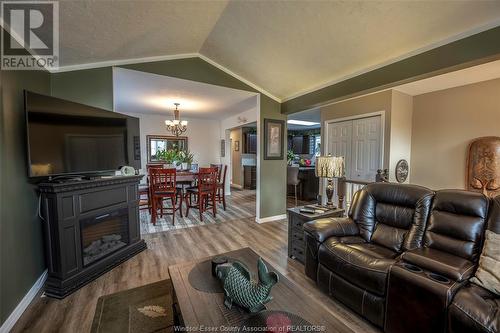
[140,190,255,234]
[91,279,174,333]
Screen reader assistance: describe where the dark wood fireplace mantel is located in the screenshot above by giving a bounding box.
[39,175,146,298]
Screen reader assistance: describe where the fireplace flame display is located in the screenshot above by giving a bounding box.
[83,234,127,266]
[81,209,129,266]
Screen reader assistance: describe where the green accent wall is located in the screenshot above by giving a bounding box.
[50,58,286,219]
[0,68,51,324]
[3,25,500,328]
[50,67,113,110]
[282,26,500,114]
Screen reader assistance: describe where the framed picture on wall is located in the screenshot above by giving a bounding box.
[235,140,240,151]
[264,119,285,160]
[221,139,225,157]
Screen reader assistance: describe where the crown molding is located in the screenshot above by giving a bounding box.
[49,53,199,73]
[197,54,281,102]
[281,19,500,103]
[50,53,281,102]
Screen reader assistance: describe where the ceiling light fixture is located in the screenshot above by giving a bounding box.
[287,120,320,126]
[165,103,188,136]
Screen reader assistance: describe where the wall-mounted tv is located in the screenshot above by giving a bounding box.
[25,91,141,178]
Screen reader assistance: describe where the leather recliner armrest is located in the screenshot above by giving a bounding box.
[401,248,476,282]
[303,217,359,243]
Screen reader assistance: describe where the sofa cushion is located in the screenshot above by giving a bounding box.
[401,247,475,281]
[350,183,434,252]
[470,230,500,296]
[448,284,499,333]
[425,190,488,262]
[318,238,397,296]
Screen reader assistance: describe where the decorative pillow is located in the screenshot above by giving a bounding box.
[470,230,500,295]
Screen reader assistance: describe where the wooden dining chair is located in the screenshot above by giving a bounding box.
[184,167,218,221]
[210,163,222,181]
[150,168,179,225]
[138,183,150,212]
[145,164,163,212]
[211,164,228,210]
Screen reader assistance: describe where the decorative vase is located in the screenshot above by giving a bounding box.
[181,162,188,170]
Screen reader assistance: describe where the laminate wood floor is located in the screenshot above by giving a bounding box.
[12,190,380,333]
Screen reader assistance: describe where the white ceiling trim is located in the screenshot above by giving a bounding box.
[49,53,199,73]
[281,19,500,103]
[197,54,281,102]
[50,53,281,103]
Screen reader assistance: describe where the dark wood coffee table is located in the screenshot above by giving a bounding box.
[168,247,353,332]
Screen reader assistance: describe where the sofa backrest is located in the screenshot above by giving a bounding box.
[487,195,500,233]
[350,183,434,253]
[425,190,489,262]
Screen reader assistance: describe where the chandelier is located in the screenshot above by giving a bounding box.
[165,103,188,136]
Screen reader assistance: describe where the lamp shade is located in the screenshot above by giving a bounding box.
[315,156,345,178]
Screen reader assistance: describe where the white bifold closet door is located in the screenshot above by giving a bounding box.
[326,115,382,182]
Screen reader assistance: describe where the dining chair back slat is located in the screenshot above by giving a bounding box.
[150,168,177,192]
[184,167,218,221]
[210,164,223,183]
[198,167,218,193]
[149,168,180,225]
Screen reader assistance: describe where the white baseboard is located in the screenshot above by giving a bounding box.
[230,184,243,190]
[255,214,287,224]
[0,270,47,333]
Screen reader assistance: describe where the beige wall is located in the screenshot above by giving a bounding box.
[390,90,413,183]
[230,128,243,186]
[123,112,221,173]
[411,78,500,189]
[320,90,392,168]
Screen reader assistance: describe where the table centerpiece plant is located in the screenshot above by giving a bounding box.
[177,150,195,170]
[156,149,178,168]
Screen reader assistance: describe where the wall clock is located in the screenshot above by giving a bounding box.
[395,159,409,183]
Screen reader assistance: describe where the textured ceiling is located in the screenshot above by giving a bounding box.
[55,0,500,100]
[58,0,228,64]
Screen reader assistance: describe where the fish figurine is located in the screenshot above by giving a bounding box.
[215,257,279,313]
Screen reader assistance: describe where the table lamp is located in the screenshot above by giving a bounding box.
[315,156,345,208]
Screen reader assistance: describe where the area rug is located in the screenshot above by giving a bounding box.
[90,280,174,333]
[140,197,254,234]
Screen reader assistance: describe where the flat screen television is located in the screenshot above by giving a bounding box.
[25,91,141,178]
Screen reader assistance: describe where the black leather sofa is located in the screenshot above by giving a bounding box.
[447,195,500,333]
[303,183,499,332]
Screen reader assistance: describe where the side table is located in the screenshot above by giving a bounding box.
[287,205,344,264]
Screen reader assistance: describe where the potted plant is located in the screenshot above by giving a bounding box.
[157,149,178,168]
[287,150,295,166]
[178,150,194,170]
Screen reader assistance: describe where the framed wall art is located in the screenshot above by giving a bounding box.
[264,119,285,160]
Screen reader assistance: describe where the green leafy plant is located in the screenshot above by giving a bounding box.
[184,151,195,164]
[156,149,178,164]
[287,150,296,165]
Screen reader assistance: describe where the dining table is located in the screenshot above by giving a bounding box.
[176,170,198,183]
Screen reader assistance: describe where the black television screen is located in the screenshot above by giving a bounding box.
[25,91,141,178]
